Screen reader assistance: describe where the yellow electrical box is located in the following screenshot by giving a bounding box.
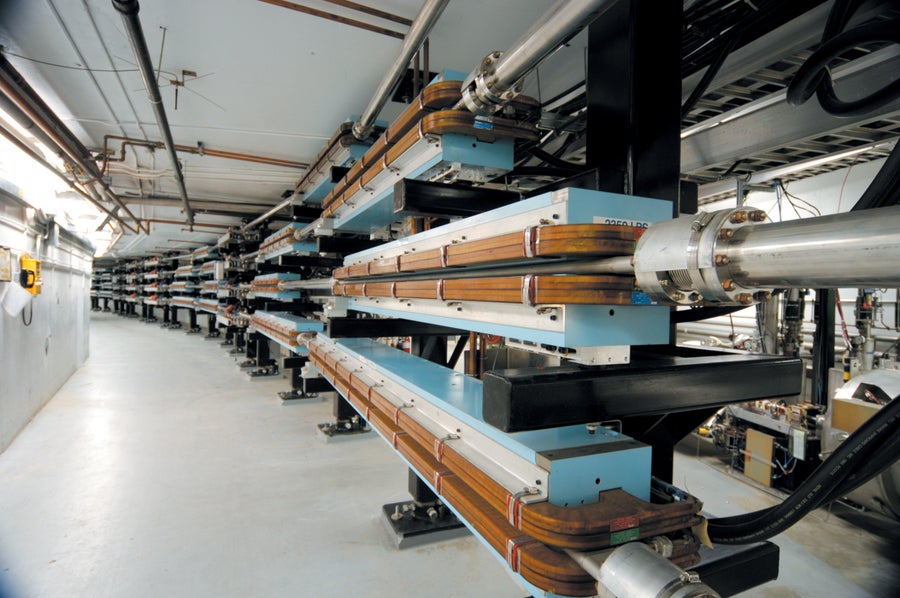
[19,253,42,295]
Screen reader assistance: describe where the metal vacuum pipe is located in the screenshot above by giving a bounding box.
[341,255,634,283]
[352,0,449,140]
[113,0,194,225]
[242,198,292,233]
[725,205,900,288]
[455,0,614,112]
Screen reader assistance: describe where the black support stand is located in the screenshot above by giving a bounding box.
[317,394,370,440]
[381,470,468,549]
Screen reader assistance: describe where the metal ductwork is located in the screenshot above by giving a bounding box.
[351,0,450,140]
[456,0,615,114]
[113,0,194,225]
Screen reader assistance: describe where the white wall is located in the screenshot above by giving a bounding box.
[0,195,92,453]
[703,157,886,218]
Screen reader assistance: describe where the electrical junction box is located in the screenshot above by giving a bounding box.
[0,247,11,282]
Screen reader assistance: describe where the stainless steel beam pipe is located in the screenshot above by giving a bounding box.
[567,543,720,598]
[113,0,194,225]
[242,198,292,233]
[341,255,634,283]
[456,0,614,113]
[352,0,449,140]
[635,205,900,306]
[725,205,900,288]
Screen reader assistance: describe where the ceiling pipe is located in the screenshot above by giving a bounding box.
[113,0,194,225]
[351,0,449,140]
[0,122,141,233]
[141,218,231,229]
[258,0,405,40]
[0,54,146,231]
[455,0,615,114]
[100,134,309,171]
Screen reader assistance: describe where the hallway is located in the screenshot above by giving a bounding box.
[0,313,522,597]
[1,313,897,597]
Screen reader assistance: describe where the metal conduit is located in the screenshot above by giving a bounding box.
[456,0,615,113]
[113,0,194,225]
[352,0,449,140]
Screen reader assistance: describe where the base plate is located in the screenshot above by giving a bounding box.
[381,501,469,549]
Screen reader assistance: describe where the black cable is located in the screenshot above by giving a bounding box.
[21,301,33,326]
[671,305,748,323]
[850,140,900,211]
[707,392,900,544]
[527,147,583,172]
[681,31,741,119]
[786,20,900,117]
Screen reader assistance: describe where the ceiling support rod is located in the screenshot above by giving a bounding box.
[113,0,195,225]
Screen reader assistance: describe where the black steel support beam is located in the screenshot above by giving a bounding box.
[586,0,682,210]
[316,236,381,254]
[694,543,780,597]
[811,289,836,407]
[527,169,600,197]
[393,178,520,218]
[328,317,465,338]
[291,205,322,222]
[262,301,320,314]
[482,347,803,433]
[330,165,350,182]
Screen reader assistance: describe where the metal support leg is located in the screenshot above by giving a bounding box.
[245,333,278,377]
[230,328,246,354]
[204,314,220,339]
[279,357,330,401]
[220,325,235,347]
[168,306,183,329]
[186,309,201,334]
[317,394,371,440]
[382,469,468,549]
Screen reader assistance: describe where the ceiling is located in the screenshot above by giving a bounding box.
[0,0,897,256]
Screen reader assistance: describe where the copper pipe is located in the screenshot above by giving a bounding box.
[177,144,308,169]
[258,0,405,39]
[101,135,308,172]
[466,331,477,376]
[0,122,141,234]
[413,50,420,98]
[320,0,412,26]
[143,218,231,229]
[477,335,485,379]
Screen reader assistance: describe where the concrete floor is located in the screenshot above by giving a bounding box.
[1,312,898,597]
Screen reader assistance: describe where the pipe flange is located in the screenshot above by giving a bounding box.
[635,207,770,306]
[461,52,508,115]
